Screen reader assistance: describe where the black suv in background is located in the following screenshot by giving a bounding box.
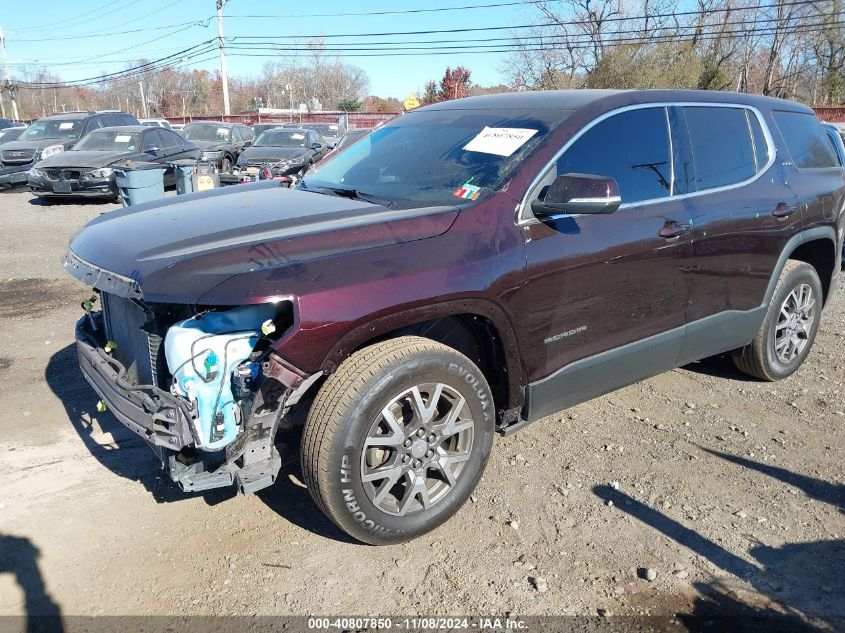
[0,110,139,187]
[182,121,254,173]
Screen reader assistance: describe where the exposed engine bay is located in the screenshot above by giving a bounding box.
[75,291,315,494]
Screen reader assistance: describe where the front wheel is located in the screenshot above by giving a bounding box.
[732,260,823,380]
[220,156,233,173]
[301,336,495,544]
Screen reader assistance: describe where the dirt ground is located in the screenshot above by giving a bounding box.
[0,186,842,629]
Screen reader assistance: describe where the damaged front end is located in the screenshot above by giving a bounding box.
[74,289,313,494]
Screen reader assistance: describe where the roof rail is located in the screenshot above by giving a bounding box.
[96,109,123,113]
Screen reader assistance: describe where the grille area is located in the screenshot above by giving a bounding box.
[43,168,83,182]
[101,293,165,387]
[1,149,35,163]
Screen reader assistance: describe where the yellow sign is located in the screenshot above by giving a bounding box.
[404,94,420,110]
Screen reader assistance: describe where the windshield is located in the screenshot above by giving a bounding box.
[302,108,571,209]
[184,123,231,142]
[74,130,142,152]
[255,130,309,148]
[306,124,340,137]
[20,119,83,141]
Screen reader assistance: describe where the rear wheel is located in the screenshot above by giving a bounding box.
[300,336,495,544]
[732,260,822,380]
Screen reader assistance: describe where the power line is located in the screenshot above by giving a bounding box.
[9,17,215,43]
[17,41,217,88]
[8,0,129,33]
[223,19,845,56]
[6,0,821,43]
[224,14,840,51]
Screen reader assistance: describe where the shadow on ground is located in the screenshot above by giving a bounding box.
[0,534,63,632]
[44,344,351,541]
[681,353,758,382]
[593,450,844,632]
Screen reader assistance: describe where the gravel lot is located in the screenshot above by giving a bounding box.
[0,186,842,629]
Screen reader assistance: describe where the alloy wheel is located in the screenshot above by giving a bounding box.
[360,383,474,516]
[774,283,816,364]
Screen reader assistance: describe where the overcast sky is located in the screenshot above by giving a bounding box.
[2,0,541,98]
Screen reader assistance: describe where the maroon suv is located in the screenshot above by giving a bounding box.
[64,90,844,544]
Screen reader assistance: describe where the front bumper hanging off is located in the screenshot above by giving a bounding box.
[75,313,310,494]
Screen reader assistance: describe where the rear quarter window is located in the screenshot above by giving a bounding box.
[682,106,757,190]
[774,111,838,169]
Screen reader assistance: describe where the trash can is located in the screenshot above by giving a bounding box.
[114,162,165,207]
[169,159,197,195]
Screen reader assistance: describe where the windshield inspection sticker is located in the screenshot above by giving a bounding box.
[291,133,305,139]
[463,127,538,157]
[453,178,481,201]
[59,122,74,130]
[114,135,132,142]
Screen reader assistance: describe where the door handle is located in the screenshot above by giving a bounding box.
[772,203,797,219]
[658,223,692,239]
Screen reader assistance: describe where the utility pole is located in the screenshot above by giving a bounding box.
[217,0,231,116]
[0,26,20,120]
[139,81,148,118]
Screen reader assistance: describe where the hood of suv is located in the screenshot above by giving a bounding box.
[65,182,459,304]
[1,138,75,162]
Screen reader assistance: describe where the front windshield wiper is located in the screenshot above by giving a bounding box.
[300,182,396,209]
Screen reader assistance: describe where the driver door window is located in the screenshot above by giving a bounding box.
[528,107,673,211]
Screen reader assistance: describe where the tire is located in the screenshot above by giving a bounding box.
[732,260,823,381]
[301,335,495,544]
[220,156,233,174]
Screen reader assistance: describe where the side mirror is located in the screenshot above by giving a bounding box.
[243,140,252,147]
[146,146,160,155]
[531,173,621,217]
[311,142,322,150]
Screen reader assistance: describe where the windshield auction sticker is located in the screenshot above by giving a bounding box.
[463,127,538,157]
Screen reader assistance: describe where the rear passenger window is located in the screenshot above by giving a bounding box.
[774,111,838,169]
[683,107,756,189]
[556,107,671,204]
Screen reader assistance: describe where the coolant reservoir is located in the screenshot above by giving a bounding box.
[164,304,277,451]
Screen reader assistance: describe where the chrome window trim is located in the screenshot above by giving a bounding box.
[517,101,777,226]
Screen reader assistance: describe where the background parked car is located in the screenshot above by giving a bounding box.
[822,122,845,166]
[183,121,254,173]
[0,110,139,187]
[251,122,285,138]
[328,127,371,155]
[0,126,27,146]
[140,118,173,130]
[298,122,344,148]
[235,127,328,178]
[28,125,198,200]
